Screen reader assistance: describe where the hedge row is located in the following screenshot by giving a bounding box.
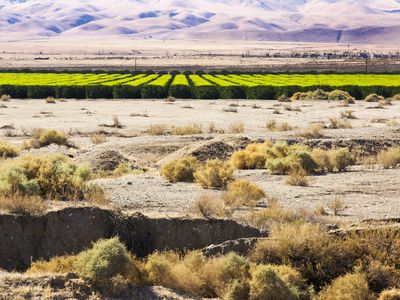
[1,84,400,100]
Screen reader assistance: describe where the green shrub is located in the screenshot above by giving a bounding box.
[0,154,98,201]
[318,273,372,300]
[193,86,220,99]
[249,265,296,300]
[246,86,275,100]
[56,86,86,99]
[161,156,199,183]
[75,237,132,288]
[230,150,267,170]
[169,85,192,98]
[86,85,113,99]
[0,141,18,158]
[220,86,246,99]
[113,85,141,99]
[141,85,167,98]
[27,86,56,99]
[194,159,234,189]
[311,148,334,173]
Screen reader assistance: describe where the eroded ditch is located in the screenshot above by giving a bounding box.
[0,207,265,271]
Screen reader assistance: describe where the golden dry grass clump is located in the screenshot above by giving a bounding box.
[365,93,385,102]
[318,273,372,300]
[377,148,400,169]
[223,179,265,209]
[0,140,19,159]
[194,159,234,189]
[192,193,225,218]
[379,289,400,300]
[147,124,168,135]
[24,128,70,149]
[171,124,203,135]
[161,156,199,183]
[296,123,325,139]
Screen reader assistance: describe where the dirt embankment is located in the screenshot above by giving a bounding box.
[0,207,264,271]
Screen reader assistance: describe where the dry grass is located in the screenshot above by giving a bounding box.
[27,255,77,274]
[111,115,123,128]
[296,123,324,139]
[285,168,311,187]
[1,94,11,102]
[147,124,168,135]
[365,93,385,102]
[0,195,47,215]
[266,120,294,132]
[223,107,238,113]
[319,273,372,300]
[328,195,346,216]
[228,122,245,134]
[90,133,107,145]
[223,179,265,209]
[379,289,400,300]
[0,140,19,158]
[208,122,225,134]
[193,193,224,218]
[328,117,352,129]
[45,97,56,104]
[23,128,70,149]
[340,110,356,119]
[377,148,400,169]
[171,124,203,135]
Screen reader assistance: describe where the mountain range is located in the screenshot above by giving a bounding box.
[0,0,400,44]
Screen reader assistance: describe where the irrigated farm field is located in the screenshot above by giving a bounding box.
[1,72,400,100]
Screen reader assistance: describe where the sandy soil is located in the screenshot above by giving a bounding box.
[1,99,400,221]
[0,38,399,71]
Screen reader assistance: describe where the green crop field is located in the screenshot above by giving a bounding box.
[0,72,399,100]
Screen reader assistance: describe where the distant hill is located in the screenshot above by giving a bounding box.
[0,0,400,44]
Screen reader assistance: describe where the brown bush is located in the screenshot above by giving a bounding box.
[223,179,265,208]
[0,140,19,158]
[365,93,385,102]
[147,124,168,135]
[1,94,11,102]
[171,124,203,135]
[193,193,224,218]
[0,195,47,215]
[296,123,324,139]
[228,122,245,134]
[377,148,400,169]
[379,289,400,300]
[91,133,107,145]
[27,255,77,274]
[285,168,310,187]
[25,128,70,149]
[328,148,355,172]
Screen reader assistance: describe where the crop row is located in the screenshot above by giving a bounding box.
[0,73,400,99]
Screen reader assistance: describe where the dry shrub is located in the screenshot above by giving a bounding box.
[379,289,400,300]
[1,94,11,102]
[296,123,324,139]
[285,168,310,187]
[377,148,400,169]
[91,133,107,145]
[147,124,168,135]
[365,93,385,102]
[328,195,345,216]
[45,97,56,104]
[112,163,137,178]
[27,255,77,274]
[0,195,47,215]
[208,122,225,134]
[24,128,70,149]
[249,265,296,300]
[0,154,102,202]
[266,120,294,132]
[328,90,355,103]
[328,148,355,172]
[340,110,356,119]
[171,124,203,135]
[223,107,238,113]
[393,94,400,100]
[311,148,334,173]
[223,179,265,209]
[248,200,307,230]
[161,156,199,183]
[228,122,245,134]
[318,273,372,300]
[360,261,400,294]
[194,159,234,189]
[111,115,123,128]
[0,140,19,158]
[269,265,312,299]
[328,117,352,129]
[230,150,266,170]
[193,193,224,218]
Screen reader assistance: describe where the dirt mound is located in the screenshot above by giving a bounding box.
[157,137,250,165]
[77,149,129,171]
[0,271,201,300]
[20,144,79,158]
[0,207,264,271]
